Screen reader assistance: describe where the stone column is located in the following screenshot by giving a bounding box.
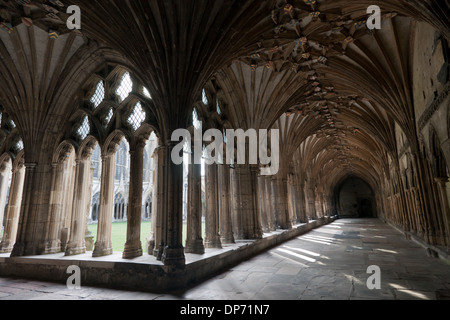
[287,175,298,225]
[218,164,235,244]
[84,164,95,252]
[185,151,205,254]
[265,176,276,231]
[270,177,279,229]
[307,187,317,220]
[0,160,12,232]
[65,157,91,256]
[92,150,116,257]
[274,177,291,230]
[161,142,186,267]
[146,146,159,255]
[11,162,55,257]
[435,177,450,246]
[204,163,222,248]
[60,158,76,252]
[249,165,263,238]
[297,182,308,223]
[44,161,66,254]
[258,174,269,233]
[230,164,262,240]
[0,162,25,253]
[151,146,166,260]
[123,139,146,259]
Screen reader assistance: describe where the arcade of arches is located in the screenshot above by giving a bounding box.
[0,0,449,290]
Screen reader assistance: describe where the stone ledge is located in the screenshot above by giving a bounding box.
[386,221,450,265]
[0,216,337,293]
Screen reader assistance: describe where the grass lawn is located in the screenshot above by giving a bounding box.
[88,221,199,253]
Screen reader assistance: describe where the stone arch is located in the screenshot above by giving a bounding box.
[52,141,76,165]
[12,150,25,171]
[102,130,127,157]
[77,135,100,161]
[0,153,13,170]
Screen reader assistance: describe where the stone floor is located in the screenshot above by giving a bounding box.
[1,218,450,300]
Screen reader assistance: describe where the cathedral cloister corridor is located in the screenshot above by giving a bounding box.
[0,218,449,300]
[0,0,449,304]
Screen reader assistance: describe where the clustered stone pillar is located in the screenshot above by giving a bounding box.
[92,149,116,257]
[123,139,146,259]
[264,176,276,231]
[66,155,93,256]
[218,164,234,244]
[297,182,308,223]
[12,161,56,257]
[435,177,450,247]
[258,174,269,232]
[0,160,25,253]
[151,145,166,260]
[160,142,185,267]
[0,159,12,233]
[44,161,65,254]
[204,163,222,248]
[271,176,291,230]
[230,164,262,240]
[146,144,159,255]
[185,151,205,254]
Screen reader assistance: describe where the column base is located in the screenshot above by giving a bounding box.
[65,241,86,256]
[0,241,13,254]
[10,241,47,257]
[161,246,185,267]
[92,241,113,257]
[122,241,143,259]
[185,239,205,254]
[204,236,222,249]
[220,232,235,245]
[44,240,62,255]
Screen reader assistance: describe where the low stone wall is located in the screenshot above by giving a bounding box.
[0,216,337,293]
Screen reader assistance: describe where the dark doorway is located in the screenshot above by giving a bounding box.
[359,199,373,217]
[335,177,377,218]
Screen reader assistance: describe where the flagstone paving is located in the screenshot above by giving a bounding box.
[1,218,449,300]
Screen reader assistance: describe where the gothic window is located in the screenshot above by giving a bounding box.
[128,102,146,131]
[202,88,209,105]
[116,72,133,102]
[77,116,90,141]
[104,108,114,125]
[90,81,105,109]
[143,87,152,99]
[15,139,23,151]
[193,108,201,130]
[216,99,222,115]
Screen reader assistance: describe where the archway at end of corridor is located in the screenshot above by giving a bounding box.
[334,177,378,218]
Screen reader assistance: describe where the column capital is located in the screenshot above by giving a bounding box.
[24,162,38,169]
[435,177,449,185]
